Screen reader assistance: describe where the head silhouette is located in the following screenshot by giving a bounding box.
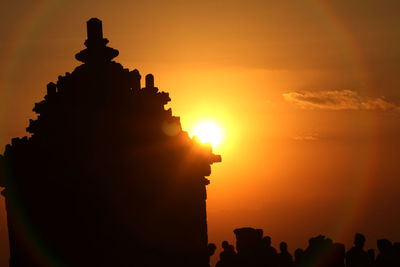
[280,242,288,253]
[207,243,217,256]
[377,238,392,253]
[294,248,304,262]
[354,233,366,248]
[263,236,272,246]
[222,241,229,250]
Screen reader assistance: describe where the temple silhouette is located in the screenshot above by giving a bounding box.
[0,18,221,267]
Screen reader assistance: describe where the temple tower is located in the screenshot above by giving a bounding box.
[0,18,220,267]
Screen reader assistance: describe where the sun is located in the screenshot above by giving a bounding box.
[191,121,223,147]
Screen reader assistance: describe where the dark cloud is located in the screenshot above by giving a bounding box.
[282,90,400,111]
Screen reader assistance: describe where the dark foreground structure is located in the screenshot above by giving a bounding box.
[0,18,220,267]
[215,228,400,267]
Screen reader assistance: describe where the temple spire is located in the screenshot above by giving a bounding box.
[87,18,103,42]
[75,18,118,63]
[145,74,158,93]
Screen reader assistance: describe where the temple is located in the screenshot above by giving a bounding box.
[0,18,220,267]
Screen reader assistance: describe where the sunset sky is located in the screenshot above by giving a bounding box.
[1,0,400,265]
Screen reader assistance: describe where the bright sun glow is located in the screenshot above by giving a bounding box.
[192,121,223,147]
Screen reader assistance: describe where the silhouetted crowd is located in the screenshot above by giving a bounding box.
[211,228,400,267]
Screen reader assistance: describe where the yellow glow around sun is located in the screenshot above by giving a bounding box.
[191,121,223,147]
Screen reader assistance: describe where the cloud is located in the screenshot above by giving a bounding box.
[293,133,319,141]
[282,90,400,111]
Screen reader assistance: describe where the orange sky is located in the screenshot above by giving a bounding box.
[1,0,400,265]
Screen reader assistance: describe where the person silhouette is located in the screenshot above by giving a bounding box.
[261,236,277,267]
[393,242,400,266]
[208,243,217,257]
[216,241,237,267]
[276,241,293,267]
[345,233,369,267]
[330,243,345,267]
[294,248,305,267]
[375,238,394,267]
[207,243,217,267]
[366,248,375,267]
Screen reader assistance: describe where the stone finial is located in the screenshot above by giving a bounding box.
[145,74,154,88]
[86,18,103,42]
[76,18,119,63]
